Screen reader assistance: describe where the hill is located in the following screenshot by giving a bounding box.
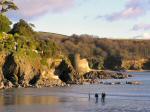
[36,32,150,70]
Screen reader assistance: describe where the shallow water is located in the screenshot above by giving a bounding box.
[0,72,150,112]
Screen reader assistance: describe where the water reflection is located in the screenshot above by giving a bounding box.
[0,89,17,112]
[0,89,61,106]
[0,88,91,112]
[0,89,16,105]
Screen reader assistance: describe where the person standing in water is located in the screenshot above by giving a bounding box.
[88,93,90,101]
[101,92,106,103]
[95,93,99,103]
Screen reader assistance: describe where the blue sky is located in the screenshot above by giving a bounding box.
[8,0,150,39]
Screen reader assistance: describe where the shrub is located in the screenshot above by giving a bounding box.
[10,19,35,37]
[0,14,12,32]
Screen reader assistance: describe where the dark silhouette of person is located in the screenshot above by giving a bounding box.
[95,93,99,103]
[88,93,90,101]
[101,92,106,104]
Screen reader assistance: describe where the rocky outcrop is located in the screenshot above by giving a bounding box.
[0,50,132,90]
[1,52,40,87]
[55,59,79,84]
[84,70,129,80]
[111,72,129,79]
[69,54,90,74]
[0,50,81,89]
[0,82,4,89]
[2,53,17,85]
[0,52,7,89]
[0,51,60,89]
[126,81,143,85]
[4,80,14,89]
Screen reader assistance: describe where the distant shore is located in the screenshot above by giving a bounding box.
[97,70,150,73]
[125,70,150,72]
[102,69,150,72]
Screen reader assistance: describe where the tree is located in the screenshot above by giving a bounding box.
[37,40,58,58]
[89,56,104,70]
[143,59,150,70]
[0,0,18,32]
[10,19,35,37]
[104,55,122,70]
[0,14,12,32]
[0,0,18,14]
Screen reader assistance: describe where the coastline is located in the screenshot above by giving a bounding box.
[125,70,150,72]
[101,69,150,73]
[1,68,149,90]
[0,70,131,90]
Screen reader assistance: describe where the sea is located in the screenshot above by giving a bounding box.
[0,72,150,112]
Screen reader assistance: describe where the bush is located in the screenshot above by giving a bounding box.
[0,14,12,33]
[104,55,122,70]
[89,57,104,70]
[0,32,14,40]
[37,40,58,58]
[10,19,35,37]
[143,59,150,70]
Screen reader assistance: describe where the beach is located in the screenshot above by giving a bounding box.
[0,72,150,112]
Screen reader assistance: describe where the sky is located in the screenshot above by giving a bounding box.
[7,0,150,39]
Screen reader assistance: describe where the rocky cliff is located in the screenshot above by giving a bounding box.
[0,50,79,89]
[0,32,80,89]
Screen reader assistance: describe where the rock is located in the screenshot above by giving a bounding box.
[104,82,116,85]
[29,72,41,85]
[69,54,91,74]
[83,70,130,80]
[99,81,103,84]
[103,81,122,85]
[2,53,18,85]
[4,80,14,89]
[16,84,22,88]
[84,71,109,79]
[55,59,79,84]
[22,81,29,88]
[126,81,143,85]
[114,82,122,85]
[128,74,132,77]
[0,82,4,89]
[32,84,41,88]
[111,72,128,79]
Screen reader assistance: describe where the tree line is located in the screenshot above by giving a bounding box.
[45,34,150,70]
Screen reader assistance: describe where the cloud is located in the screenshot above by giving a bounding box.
[7,0,75,20]
[102,0,150,21]
[134,32,150,39]
[132,23,150,31]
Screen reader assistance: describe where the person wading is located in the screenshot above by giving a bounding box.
[95,93,99,103]
[88,93,90,101]
[101,92,106,103]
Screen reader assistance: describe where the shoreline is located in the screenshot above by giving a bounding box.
[125,70,150,72]
[0,70,150,90]
[101,69,150,72]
